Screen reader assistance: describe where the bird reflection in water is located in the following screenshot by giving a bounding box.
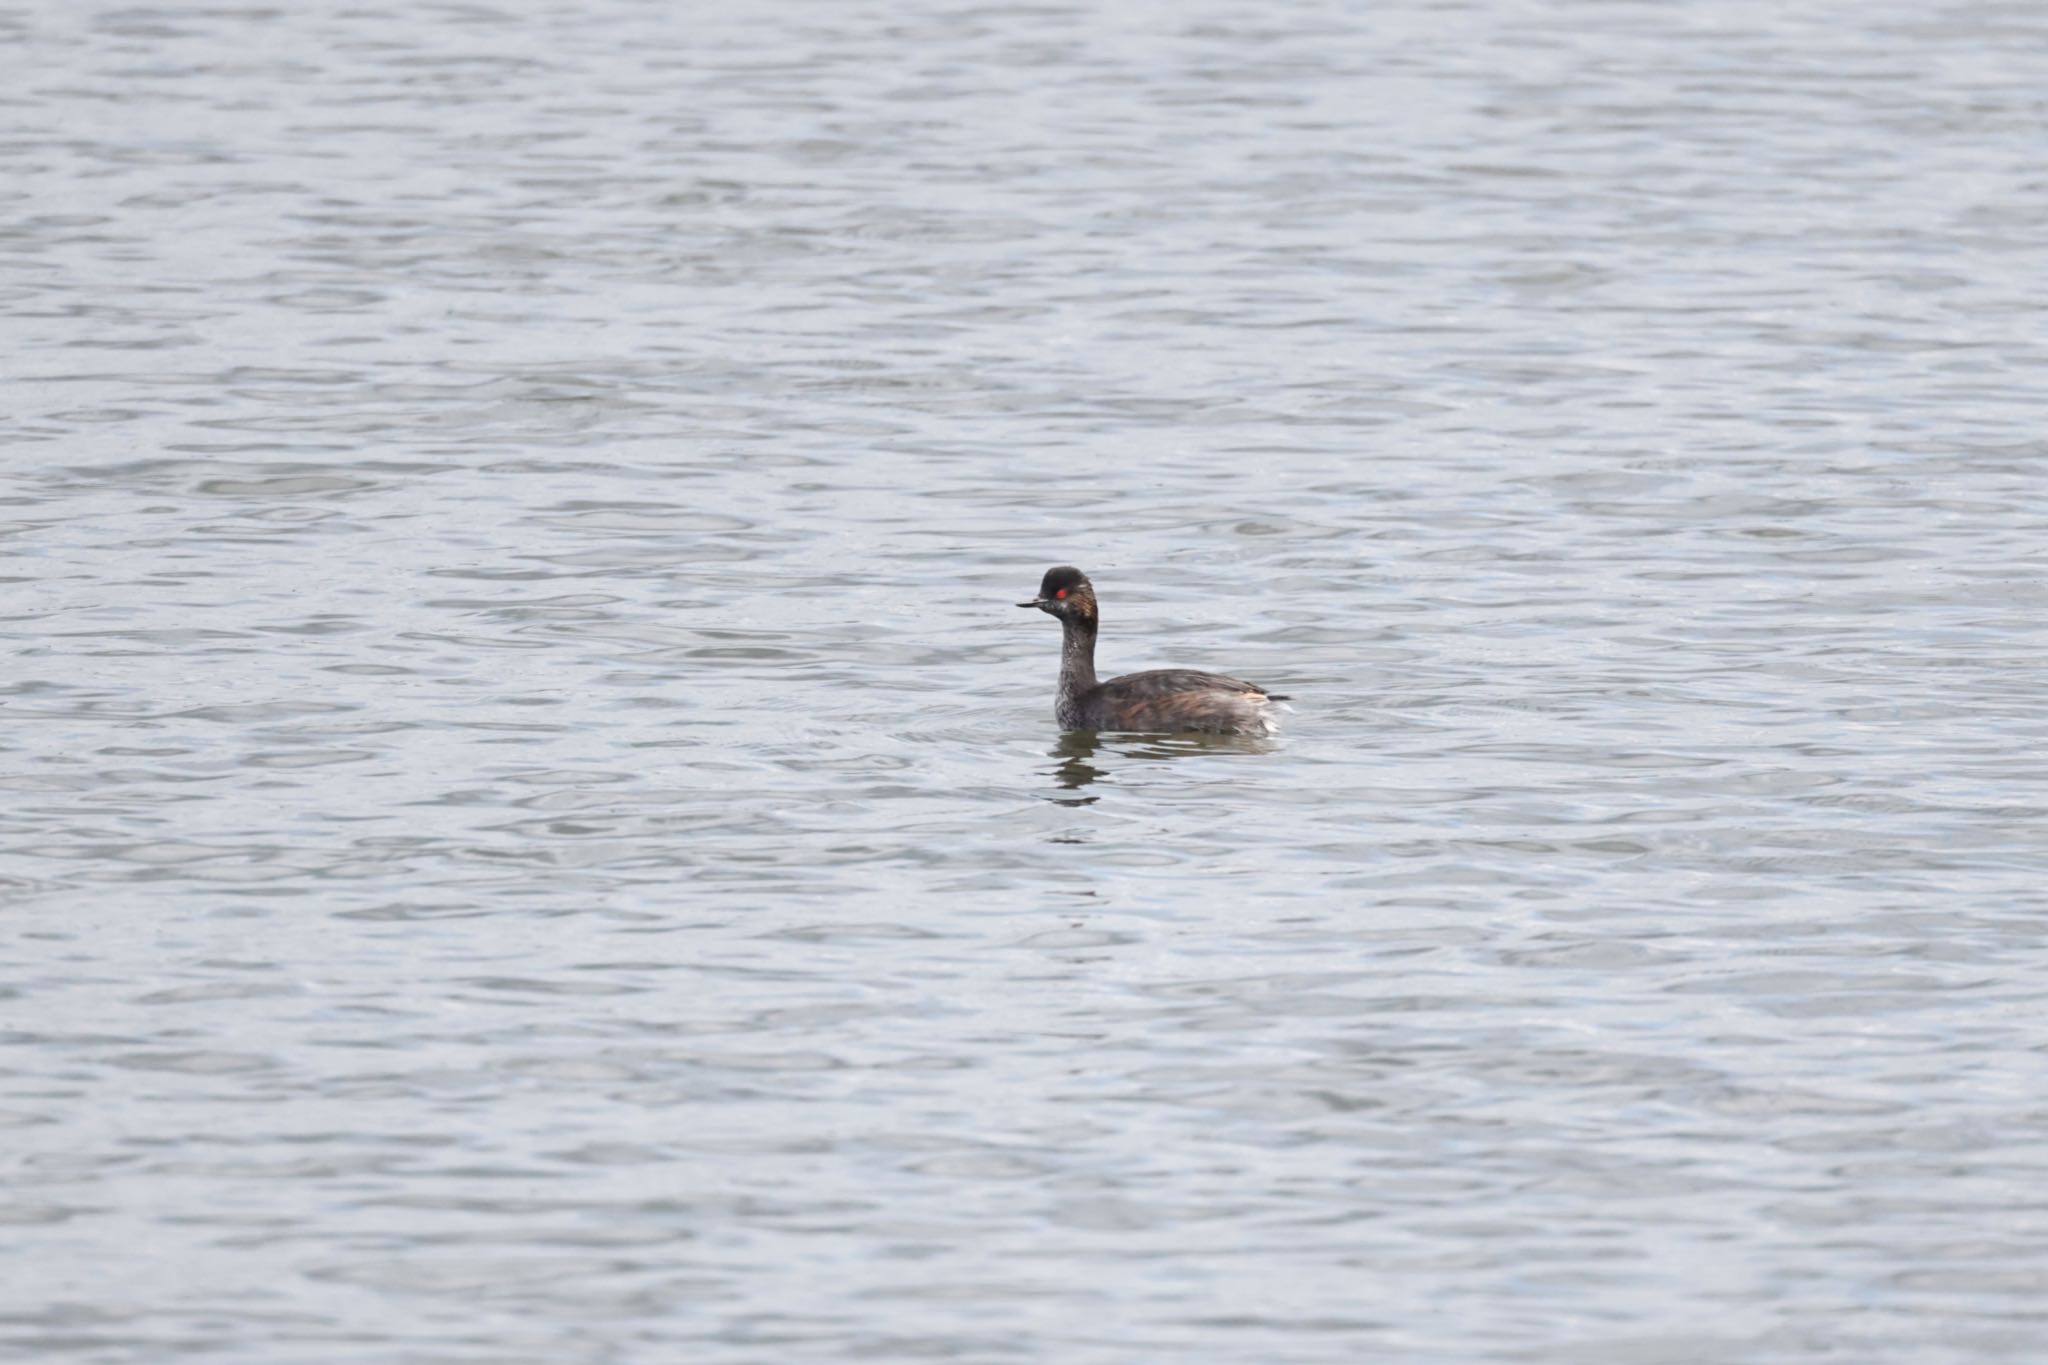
[1048,729,1277,805]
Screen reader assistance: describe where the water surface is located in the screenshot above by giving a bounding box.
[6,2,2048,1361]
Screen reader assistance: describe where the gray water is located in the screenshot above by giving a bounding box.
[6,2,2048,1361]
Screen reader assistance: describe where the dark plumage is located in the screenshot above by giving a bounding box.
[1016,566,1291,735]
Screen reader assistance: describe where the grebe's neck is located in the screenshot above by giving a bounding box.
[1059,614,1098,701]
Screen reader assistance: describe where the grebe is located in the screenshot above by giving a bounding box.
[1017,566,1290,735]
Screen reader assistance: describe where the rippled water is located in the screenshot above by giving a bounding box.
[7,2,2048,1361]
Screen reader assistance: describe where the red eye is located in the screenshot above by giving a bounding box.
[1055,588,1067,599]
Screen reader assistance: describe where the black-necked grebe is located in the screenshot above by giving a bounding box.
[1017,566,1291,735]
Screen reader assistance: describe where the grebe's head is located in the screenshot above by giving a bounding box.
[1017,565,1097,623]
